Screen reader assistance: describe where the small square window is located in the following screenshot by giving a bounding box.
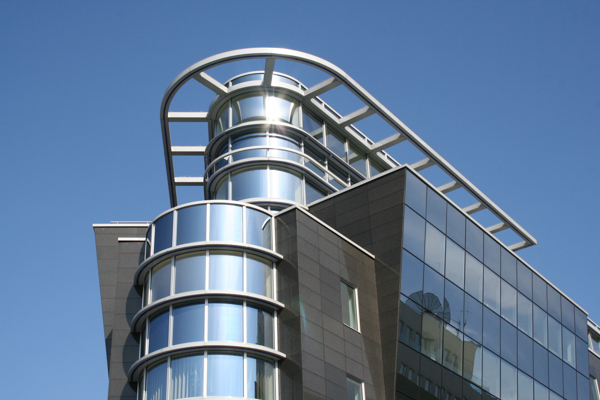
[341,281,359,331]
[347,376,364,400]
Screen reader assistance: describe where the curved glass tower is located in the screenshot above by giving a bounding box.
[95,49,596,400]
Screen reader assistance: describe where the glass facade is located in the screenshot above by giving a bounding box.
[397,171,590,400]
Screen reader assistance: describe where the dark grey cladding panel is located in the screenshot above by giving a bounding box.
[590,350,600,381]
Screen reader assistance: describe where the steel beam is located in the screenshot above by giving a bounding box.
[410,158,436,172]
[174,177,204,186]
[463,202,486,215]
[263,58,275,87]
[304,77,342,99]
[437,180,462,194]
[370,132,406,153]
[171,146,206,156]
[194,72,228,96]
[338,106,375,127]
[168,112,208,122]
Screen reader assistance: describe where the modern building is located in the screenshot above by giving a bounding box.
[93,48,600,400]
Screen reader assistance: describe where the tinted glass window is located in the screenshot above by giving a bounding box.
[426,188,446,232]
[482,349,500,397]
[148,311,169,353]
[234,95,264,123]
[423,266,445,318]
[171,354,204,400]
[483,267,500,314]
[444,280,463,330]
[501,248,517,288]
[207,353,243,396]
[209,252,242,291]
[547,286,561,322]
[548,353,563,396]
[533,304,548,347]
[446,206,465,248]
[326,131,346,160]
[518,331,534,376]
[207,302,243,342]
[501,280,517,325]
[465,220,483,262]
[424,224,445,274]
[483,235,500,275]
[501,318,518,366]
[401,250,424,298]
[348,145,367,176]
[154,212,173,253]
[247,357,275,400]
[151,260,171,302]
[560,297,575,333]
[403,207,426,260]
[532,273,547,311]
[231,168,268,200]
[341,281,358,330]
[518,371,534,400]
[175,252,206,294]
[445,240,464,289]
[302,111,321,134]
[405,172,427,217]
[246,255,272,298]
[575,337,589,376]
[534,381,548,400]
[483,306,500,355]
[146,361,168,400]
[305,181,326,204]
[270,168,302,203]
[247,306,274,347]
[574,308,587,340]
[517,261,533,299]
[347,376,363,400]
[463,336,482,386]
[518,293,533,337]
[464,254,483,302]
[464,295,483,344]
[563,363,577,400]
[210,204,242,242]
[176,205,207,245]
[501,360,518,400]
[562,326,576,368]
[246,208,272,249]
[548,316,562,358]
[534,341,549,386]
[421,312,443,363]
[172,303,205,345]
[442,324,463,375]
[399,295,423,352]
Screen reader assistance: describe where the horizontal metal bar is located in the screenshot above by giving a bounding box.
[487,222,509,234]
[370,132,406,153]
[193,72,228,96]
[437,180,461,194]
[410,158,436,172]
[171,146,206,156]
[508,241,528,251]
[168,112,208,122]
[303,77,341,99]
[463,202,486,215]
[174,177,204,186]
[338,106,375,127]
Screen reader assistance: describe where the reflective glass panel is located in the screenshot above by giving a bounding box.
[341,281,358,330]
[518,371,534,400]
[518,261,533,299]
[401,250,424,299]
[464,295,483,344]
[518,293,533,336]
[215,176,229,200]
[305,181,326,204]
[247,305,274,347]
[209,204,242,242]
[533,304,548,347]
[534,380,549,400]
[463,335,482,386]
[175,252,206,294]
[465,220,483,262]
[483,235,500,275]
[209,252,242,291]
[483,267,500,314]
[247,356,275,400]
[172,303,205,345]
[231,73,263,85]
[233,95,264,123]
[403,207,426,261]
[534,341,549,386]
[154,212,173,254]
[548,353,563,395]
[426,188,447,232]
[399,295,422,351]
[578,373,590,400]
[443,324,463,375]
[547,286,561,322]
[215,102,229,135]
[533,274,548,311]
[423,265,445,319]
[483,306,501,355]
[548,316,562,357]
[482,348,500,397]
[247,255,273,298]
[561,297,575,333]
[562,326,576,368]
[421,312,443,363]
[518,331,534,376]
[445,239,464,289]
[146,361,167,400]
[501,318,518,366]
[347,376,363,400]
[207,353,243,396]
[270,168,302,203]
[207,301,243,342]
[444,280,463,330]
[231,168,268,201]
[464,254,483,302]
[563,363,577,400]
[405,172,427,217]
[302,111,321,135]
[151,260,171,302]
[501,280,517,325]
[501,360,518,400]
[231,132,268,151]
[348,145,367,176]
[246,207,272,249]
[368,160,383,178]
[265,95,299,124]
[576,337,589,376]
[446,206,465,248]
[148,311,169,354]
[501,248,517,288]
[424,223,445,274]
[176,205,207,245]
[326,131,346,160]
[171,354,203,399]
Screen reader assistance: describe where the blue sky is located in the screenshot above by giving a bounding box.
[0,1,599,398]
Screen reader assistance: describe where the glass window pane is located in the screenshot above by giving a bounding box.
[426,188,447,232]
[247,357,275,400]
[465,220,483,262]
[518,331,534,376]
[270,168,302,203]
[464,295,483,344]
[246,255,273,298]
[463,335,482,386]
[562,327,576,368]
[548,353,563,396]
[501,280,518,325]
[483,267,500,314]
[563,363,577,400]
[401,250,424,298]
[231,168,268,201]
[234,95,264,123]
[483,235,500,275]
[533,304,548,347]
[146,361,167,400]
[176,205,207,245]
[326,130,346,160]
[533,274,548,311]
[444,280,463,330]
[548,316,562,358]
[171,354,204,399]
[518,261,533,299]
[547,286,562,322]
[561,297,575,333]
[341,281,358,330]
[534,341,549,386]
[403,206,426,261]
[172,303,205,345]
[246,208,272,249]
[347,376,363,400]
[209,251,242,291]
[483,306,501,355]
[154,212,173,254]
[443,324,463,375]
[302,111,322,135]
[421,312,443,363]
[305,181,326,204]
[501,248,517,288]
[575,337,589,376]
[207,353,243,396]
[207,302,243,342]
[210,204,242,242]
[215,175,229,200]
[482,348,500,397]
[446,206,465,248]
[424,223,445,274]
[148,311,169,354]
[265,95,298,123]
[348,145,367,176]
[464,254,483,302]
[577,373,590,400]
[518,293,533,337]
[215,102,229,135]
[247,305,274,347]
[399,295,423,352]
[518,371,534,400]
[574,308,587,341]
[445,239,464,289]
[534,380,549,400]
[151,260,171,302]
[175,252,206,294]
[423,265,445,319]
[501,359,518,400]
[501,319,518,366]
[368,160,383,178]
[405,172,427,217]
